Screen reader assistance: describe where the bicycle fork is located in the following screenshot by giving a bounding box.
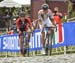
[22,32,30,56]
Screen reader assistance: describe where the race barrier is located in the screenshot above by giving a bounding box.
[0,22,75,52]
[52,22,75,48]
[0,30,42,52]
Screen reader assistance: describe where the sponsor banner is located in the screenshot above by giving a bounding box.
[63,22,75,46]
[52,22,75,48]
[52,24,65,48]
[0,30,42,52]
[0,22,75,51]
[2,34,20,52]
[52,24,64,45]
[0,36,2,51]
[29,29,42,51]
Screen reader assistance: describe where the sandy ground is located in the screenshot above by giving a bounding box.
[0,54,75,63]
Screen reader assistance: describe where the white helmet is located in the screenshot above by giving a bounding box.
[41,3,49,10]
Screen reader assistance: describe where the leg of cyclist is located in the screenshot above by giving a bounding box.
[41,32,45,48]
[19,31,25,56]
[21,29,31,57]
[49,27,54,56]
[37,20,46,55]
[19,28,30,57]
[41,32,46,54]
[45,30,49,55]
[45,28,51,55]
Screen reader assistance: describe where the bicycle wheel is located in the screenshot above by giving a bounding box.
[49,31,54,56]
[22,32,28,56]
[48,34,52,56]
[45,32,49,55]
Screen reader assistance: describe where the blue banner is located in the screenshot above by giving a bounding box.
[0,36,2,51]
[0,30,42,52]
[52,22,75,48]
[1,34,20,52]
[0,22,75,52]
[63,22,75,46]
[29,29,42,51]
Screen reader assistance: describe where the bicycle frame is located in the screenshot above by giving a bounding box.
[22,31,29,56]
[22,31,34,56]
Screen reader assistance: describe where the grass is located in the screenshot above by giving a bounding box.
[0,46,75,57]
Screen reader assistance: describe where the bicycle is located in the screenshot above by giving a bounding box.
[22,30,34,56]
[43,26,56,55]
[22,31,29,56]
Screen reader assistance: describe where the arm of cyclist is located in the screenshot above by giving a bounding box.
[16,18,20,32]
[49,16,56,27]
[38,10,44,22]
[26,18,34,32]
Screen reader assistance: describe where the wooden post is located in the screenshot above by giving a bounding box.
[64,46,66,55]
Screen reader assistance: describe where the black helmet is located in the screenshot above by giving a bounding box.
[19,11,25,17]
[41,3,49,10]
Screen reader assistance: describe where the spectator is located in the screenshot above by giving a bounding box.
[7,28,14,35]
[53,7,63,42]
[53,7,63,24]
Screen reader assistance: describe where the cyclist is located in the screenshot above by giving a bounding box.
[38,3,55,55]
[16,11,33,56]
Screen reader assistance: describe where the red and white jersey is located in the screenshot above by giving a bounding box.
[38,9,54,27]
[38,9,54,21]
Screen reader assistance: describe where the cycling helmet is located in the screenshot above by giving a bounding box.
[41,3,49,10]
[19,11,26,17]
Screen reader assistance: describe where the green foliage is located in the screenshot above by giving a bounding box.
[0,0,3,2]
[62,16,67,23]
[70,11,75,18]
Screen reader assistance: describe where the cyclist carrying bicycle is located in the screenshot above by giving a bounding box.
[38,3,55,55]
[16,11,33,56]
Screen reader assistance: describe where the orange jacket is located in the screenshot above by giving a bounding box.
[54,15,62,24]
[7,30,14,35]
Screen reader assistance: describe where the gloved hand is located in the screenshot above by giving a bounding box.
[17,28,19,33]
